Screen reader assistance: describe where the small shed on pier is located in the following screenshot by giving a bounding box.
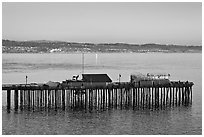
[64,74,112,88]
[82,74,112,87]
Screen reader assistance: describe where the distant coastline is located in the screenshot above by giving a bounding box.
[2,39,202,53]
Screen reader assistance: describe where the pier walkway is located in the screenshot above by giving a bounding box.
[2,81,194,112]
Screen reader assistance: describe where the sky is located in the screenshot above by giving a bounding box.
[2,2,202,46]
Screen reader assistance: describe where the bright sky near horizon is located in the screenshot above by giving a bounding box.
[2,2,202,46]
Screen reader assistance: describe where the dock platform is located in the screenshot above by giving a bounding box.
[2,81,194,112]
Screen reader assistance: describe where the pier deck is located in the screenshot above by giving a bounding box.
[2,81,194,112]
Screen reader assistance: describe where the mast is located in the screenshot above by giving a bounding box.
[82,52,84,74]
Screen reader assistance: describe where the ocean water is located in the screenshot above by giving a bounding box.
[2,53,202,135]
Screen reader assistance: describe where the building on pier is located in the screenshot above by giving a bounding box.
[130,73,171,87]
[82,74,112,86]
[62,74,112,88]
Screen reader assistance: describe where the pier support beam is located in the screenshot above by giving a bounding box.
[115,89,117,108]
[170,87,172,106]
[120,88,122,108]
[173,87,174,106]
[20,90,23,110]
[178,88,181,106]
[55,90,57,109]
[133,88,135,109]
[28,90,31,109]
[14,90,18,111]
[32,90,35,109]
[7,90,11,112]
[62,89,65,110]
[190,86,193,104]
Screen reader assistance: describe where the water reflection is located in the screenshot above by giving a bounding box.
[2,106,201,135]
[2,53,202,135]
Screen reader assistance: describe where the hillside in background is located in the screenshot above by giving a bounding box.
[2,39,202,53]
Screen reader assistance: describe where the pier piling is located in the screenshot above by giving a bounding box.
[14,90,18,111]
[7,90,11,112]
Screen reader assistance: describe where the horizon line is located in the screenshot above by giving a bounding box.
[2,39,202,47]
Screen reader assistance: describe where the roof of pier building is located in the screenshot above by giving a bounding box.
[82,74,112,83]
[46,81,60,88]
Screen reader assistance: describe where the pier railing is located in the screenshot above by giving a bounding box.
[2,81,194,112]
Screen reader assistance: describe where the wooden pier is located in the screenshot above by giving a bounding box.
[2,81,193,112]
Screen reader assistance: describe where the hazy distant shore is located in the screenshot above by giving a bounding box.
[2,39,202,53]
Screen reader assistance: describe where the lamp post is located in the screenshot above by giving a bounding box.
[119,74,121,84]
[26,75,28,84]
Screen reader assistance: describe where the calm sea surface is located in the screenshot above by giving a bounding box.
[2,53,202,135]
